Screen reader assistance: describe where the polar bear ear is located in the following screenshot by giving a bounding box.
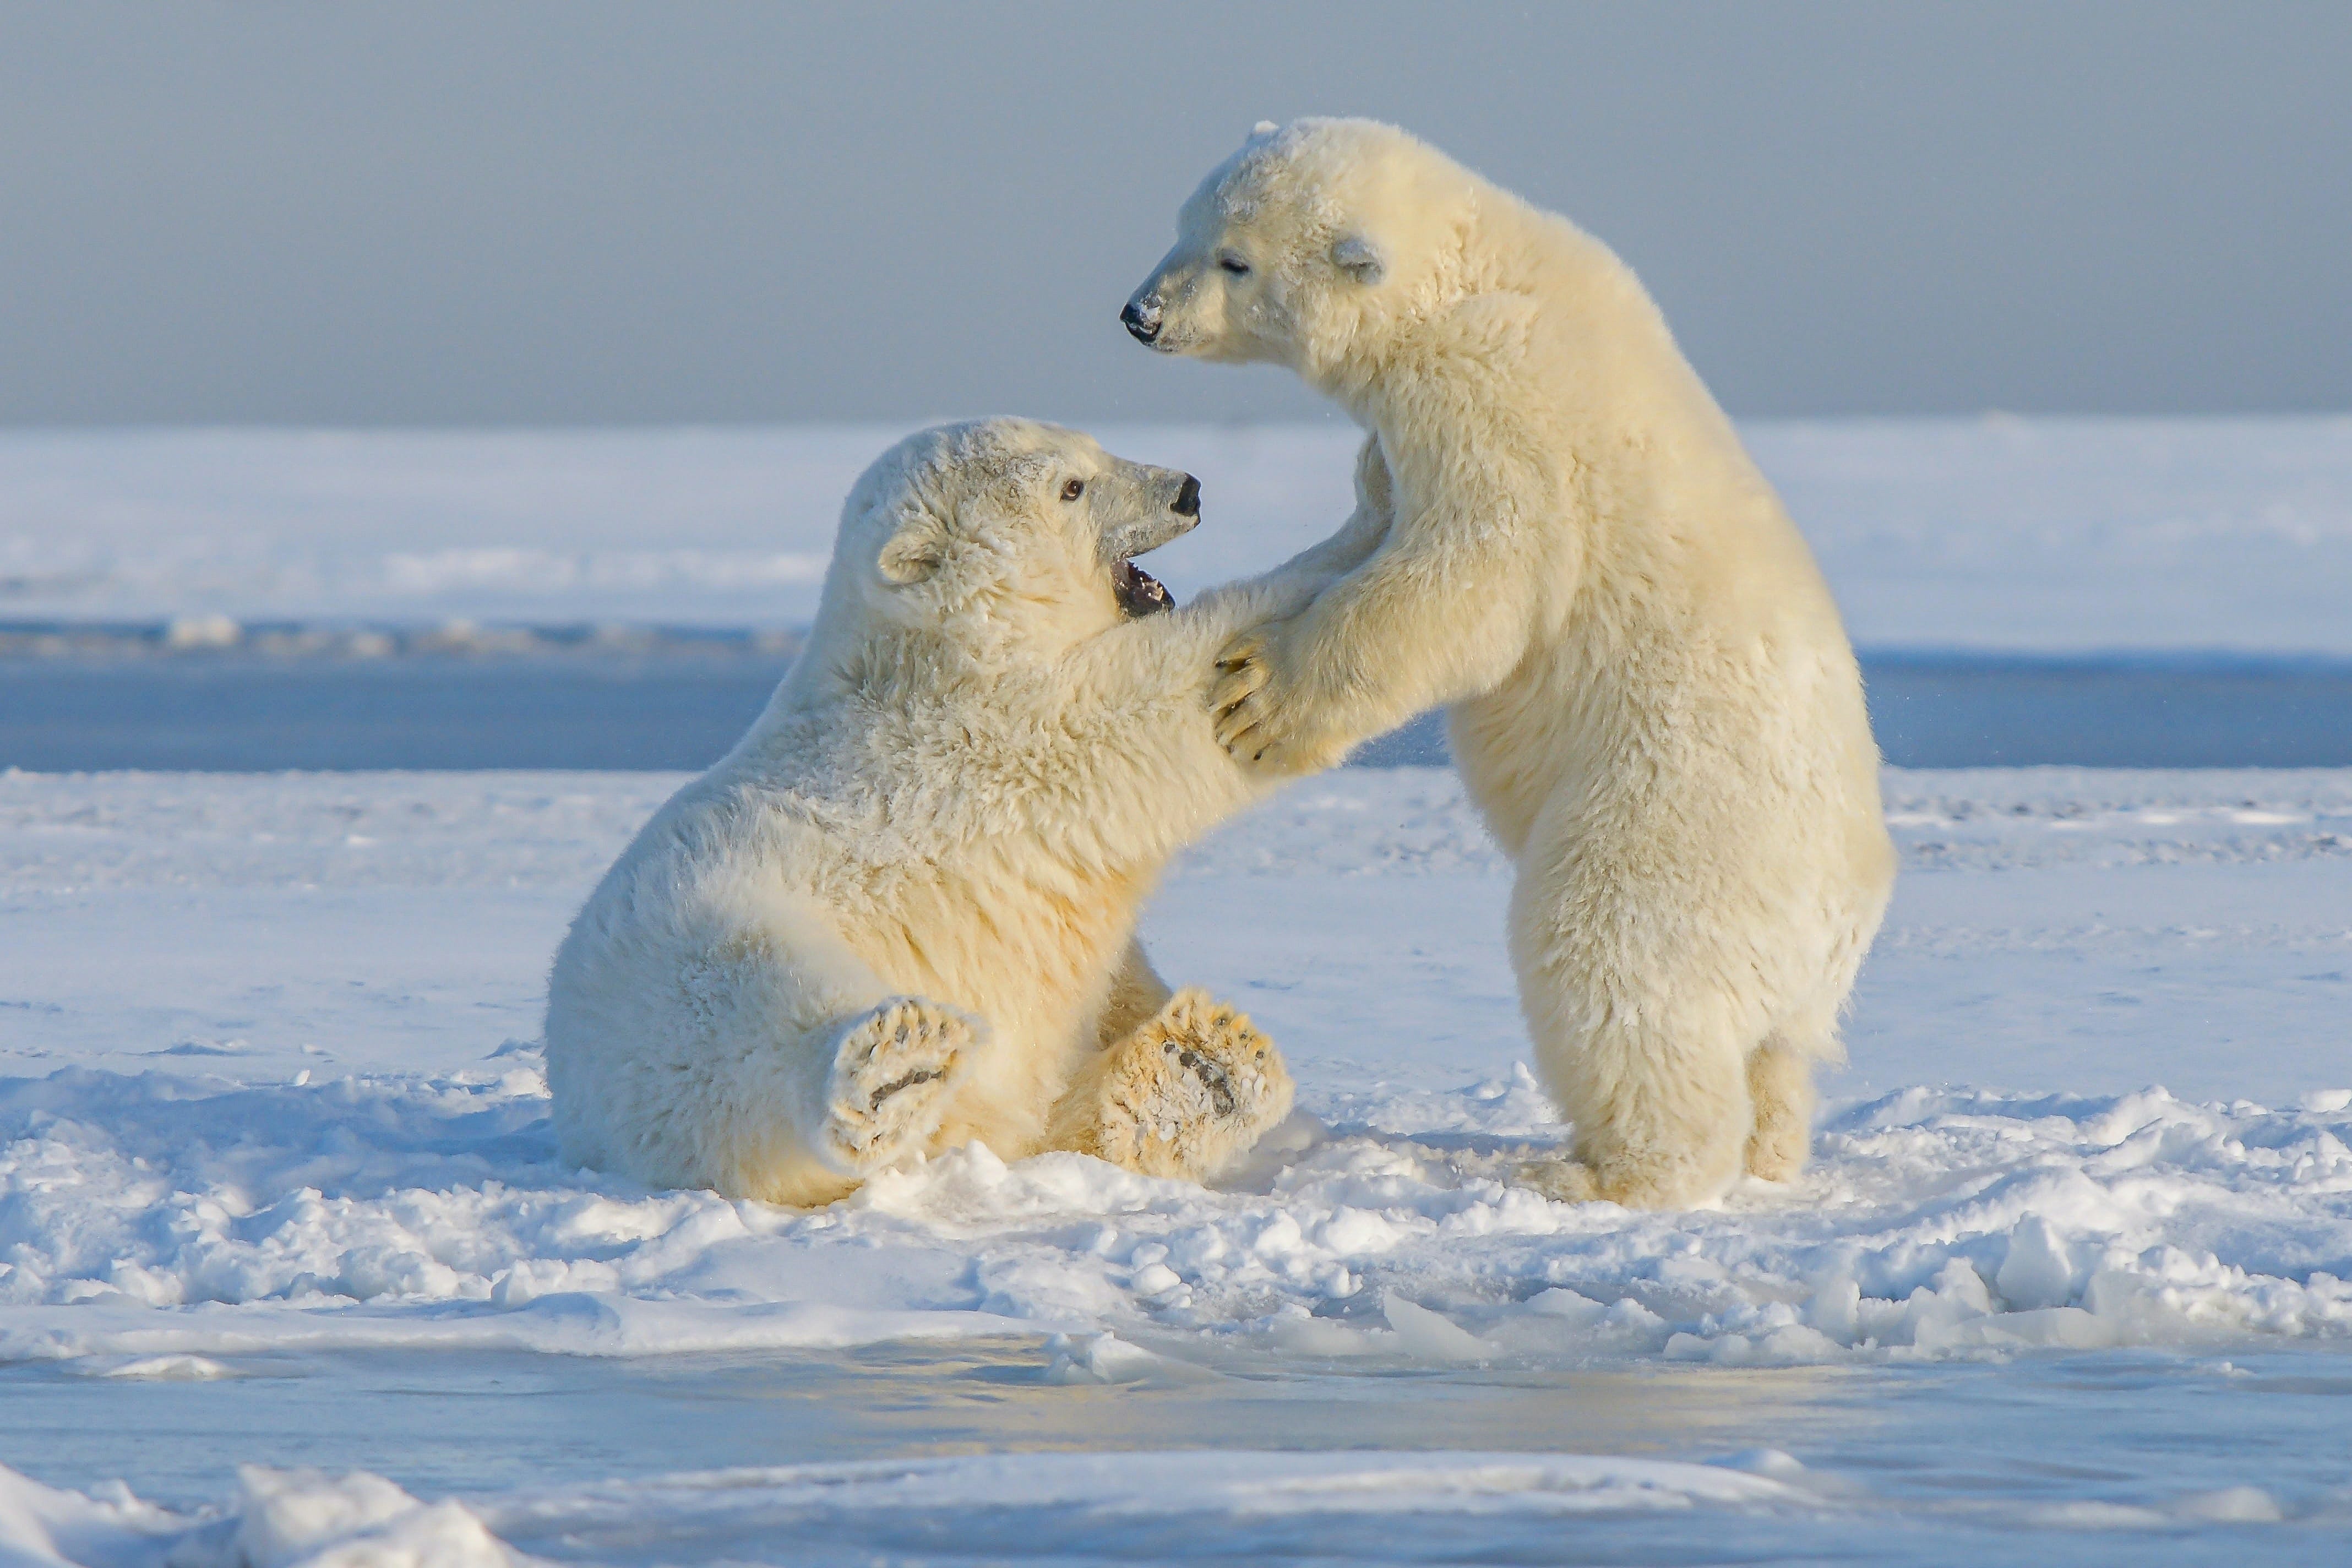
[1331,233,1385,285]
[1251,119,1279,137]
[876,503,949,585]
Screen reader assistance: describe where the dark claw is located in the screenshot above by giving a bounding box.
[869,1066,941,1107]
[1172,1048,1242,1118]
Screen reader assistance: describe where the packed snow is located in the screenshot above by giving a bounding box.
[6,418,2352,653]
[6,413,2352,1560]
[0,1450,1907,1568]
[2,764,2349,1560]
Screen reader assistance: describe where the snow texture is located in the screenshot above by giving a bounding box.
[0,1450,1842,1568]
[2,765,2349,1560]
[2,767,2346,1370]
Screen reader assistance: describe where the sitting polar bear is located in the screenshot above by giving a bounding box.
[546,420,1328,1205]
[1123,119,1897,1209]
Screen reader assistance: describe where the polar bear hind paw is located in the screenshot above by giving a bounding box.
[1514,1151,1736,1210]
[1096,989,1293,1182]
[1514,1156,1601,1204]
[819,998,971,1175]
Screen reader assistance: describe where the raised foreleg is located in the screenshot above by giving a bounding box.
[1209,443,1554,775]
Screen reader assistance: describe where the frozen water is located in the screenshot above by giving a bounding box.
[12,652,2352,773]
[2,766,2348,1562]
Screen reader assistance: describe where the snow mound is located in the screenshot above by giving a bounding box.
[0,1462,514,1567]
[3,1060,2345,1370]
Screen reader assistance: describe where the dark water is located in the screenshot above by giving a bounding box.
[0,655,788,771]
[4,652,2350,772]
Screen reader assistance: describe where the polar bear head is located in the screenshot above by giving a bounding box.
[820,419,1200,658]
[1121,118,1477,383]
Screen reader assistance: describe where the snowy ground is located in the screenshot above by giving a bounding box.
[6,418,2352,653]
[3,765,2348,1564]
[5,417,2350,1561]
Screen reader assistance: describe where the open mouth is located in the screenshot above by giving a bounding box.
[1112,558,1173,618]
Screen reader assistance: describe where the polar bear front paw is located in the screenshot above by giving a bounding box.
[1211,629,1342,774]
[818,998,972,1176]
[1093,989,1293,1182]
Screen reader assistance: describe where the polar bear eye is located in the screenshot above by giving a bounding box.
[1060,478,1085,502]
[1217,254,1251,276]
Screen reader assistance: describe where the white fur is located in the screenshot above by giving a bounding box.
[1130,119,1898,1208]
[544,420,1310,1204]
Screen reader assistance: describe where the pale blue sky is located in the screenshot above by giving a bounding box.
[2,1,2345,424]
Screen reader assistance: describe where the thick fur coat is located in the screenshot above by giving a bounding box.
[545,420,1335,1204]
[1126,119,1897,1207]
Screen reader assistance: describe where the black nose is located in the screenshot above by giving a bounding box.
[1172,475,1200,517]
[1121,300,1160,344]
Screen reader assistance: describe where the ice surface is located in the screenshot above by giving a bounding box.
[6,418,2352,652]
[9,1434,2352,1567]
[0,1451,1836,1568]
[3,765,2349,1561]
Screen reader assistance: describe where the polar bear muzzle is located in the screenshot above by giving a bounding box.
[1120,295,1163,346]
[1104,470,1197,618]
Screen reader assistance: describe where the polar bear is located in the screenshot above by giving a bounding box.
[1122,119,1896,1208]
[545,420,1317,1205]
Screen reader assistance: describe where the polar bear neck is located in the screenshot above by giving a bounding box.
[1306,184,1664,418]
[1297,176,1841,667]
[1308,182,1753,507]
[733,618,1222,878]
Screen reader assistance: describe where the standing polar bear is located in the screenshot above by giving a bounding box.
[546,420,1318,1206]
[1124,119,1896,1208]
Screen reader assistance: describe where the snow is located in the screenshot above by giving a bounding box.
[0,1452,1826,1568]
[6,418,2352,652]
[3,765,2349,1561]
[7,412,2352,1560]
[9,1404,2350,1566]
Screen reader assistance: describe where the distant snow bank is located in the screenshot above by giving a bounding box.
[4,417,2350,652]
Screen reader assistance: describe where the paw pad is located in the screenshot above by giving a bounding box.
[819,998,970,1175]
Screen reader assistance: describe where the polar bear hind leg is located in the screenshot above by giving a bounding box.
[1515,1024,1752,1209]
[1528,1027,1823,1196]
[1096,938,1175,1048]
[1507,843,1759,1208]
[1057,989,1293,1182]
[815,997,976,1176]
[1743,1036,1818,1183]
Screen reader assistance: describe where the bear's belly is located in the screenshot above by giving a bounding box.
[852,869,1146,1148]
[1446,630,1886,895]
